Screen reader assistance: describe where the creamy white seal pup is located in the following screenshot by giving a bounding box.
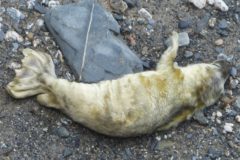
[6,32,230,137]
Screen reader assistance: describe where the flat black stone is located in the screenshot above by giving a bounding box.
[44,0,143,83]
[178,20,191,29]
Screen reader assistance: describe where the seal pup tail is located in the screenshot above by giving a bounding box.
[6,48,57,99]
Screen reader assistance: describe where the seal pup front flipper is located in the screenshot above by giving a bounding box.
[157,31,179,69]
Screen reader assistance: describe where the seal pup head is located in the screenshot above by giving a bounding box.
[157,31,232,111]
[158,59,232,131]
[188,59,232,108]
[212,59,232,81]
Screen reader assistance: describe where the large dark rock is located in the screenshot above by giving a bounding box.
[44,0,143,83]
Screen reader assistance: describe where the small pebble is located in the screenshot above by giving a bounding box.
[229,67,237,77]
[192,156,197,160]
[155,136,161,141]
[216,53,233,62]
[194,52,202,61]
[43,127,48,132]
[12,42,19,52]
[233,14,240,24]
[26,32,34,40]
[223,123,234,133]
[56,127,70,138]
[48,0,60,8]
[138,8,152,20]
[0,143,12,155]
[225,90,233,96]
[113,13,125,21]
[225,150,230,157]
[211,112,216,121]
[184,51,193,58]
[208,17,217,28]
[216,118,221,124]
[207,147,222,159]
[218,19,228,29]
[215,39,224,45]
[41,0,49,5]
[125,148,132,157]
[0,7,5,15]
[33,38,41,47]
[6,7,25,23]
[36,19,44,28]
[164,135,168,139]
[178,32,190,46]
[126,34,136,46]
[148,19,156,26]
[63,148,73,158]
[213,0,229,11]
[8,61,21,69]
[178,20,191,29]
[23,41,32,47]
[225,109,237,117]
[236,115,240,123]
[136,17,145,25]
[217,53,228,60]
[124,0,138,8]
[26,22,34,30]
[0,30,5,41]
[215,47,225,54]
[187,134,193,139]
[5,30,23,42]
[109,0,128,13]
[217,30,229,37]
[193,111,209,125]
[189,0,206,9]
[166,32,190,47]
[27,0,36,9]
[212,112,216,117]
[34,1,47,14]
[225,104,231,109]
[230,79,239,89]
[60,118,72,125]
[235,46,240,52]
[221,96,234,107]
[216,111,222,117]
[212,127,219,136]
[142,46,148,55]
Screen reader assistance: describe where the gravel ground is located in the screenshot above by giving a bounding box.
[0,0,240,159]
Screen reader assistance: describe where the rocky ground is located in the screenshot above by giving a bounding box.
[0,0,240,159]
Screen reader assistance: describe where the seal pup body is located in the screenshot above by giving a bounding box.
[7,32,230,137]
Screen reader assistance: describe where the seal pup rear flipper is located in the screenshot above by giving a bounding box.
[6,48,61,108]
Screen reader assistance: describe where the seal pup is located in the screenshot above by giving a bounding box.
[6,32,230,137]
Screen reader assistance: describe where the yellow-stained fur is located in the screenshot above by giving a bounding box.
[6,32,230,137]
